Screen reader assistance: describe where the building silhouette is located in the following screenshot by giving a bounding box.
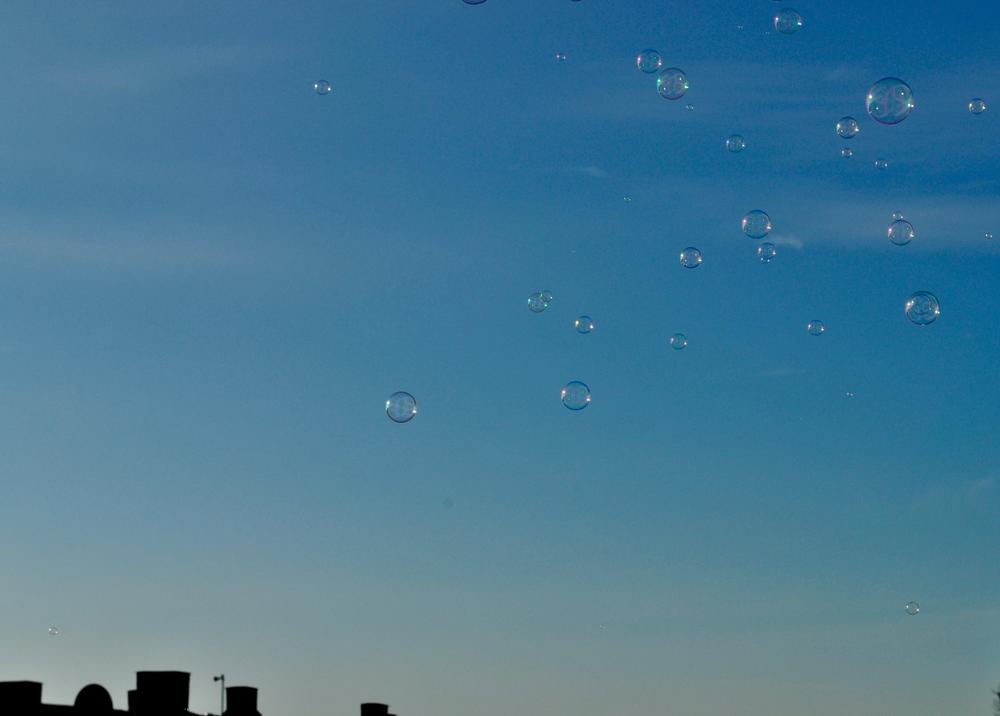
[0,672,397,716]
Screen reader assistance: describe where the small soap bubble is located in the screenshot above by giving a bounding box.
[574,315,595,333]
[888,219,915,246]
[892,211,904,221]
[48,626,59,636]
[905,601,920,616]
[987,232,994,240]
[386,391,418,423]
[773,8,803,34]
[905,291,940,326]
[685,103,695,111]
[669,333,688,350]
[561,380,592,410]
[874,158,889,170]
[636,49,663,74]
[555,52,567,61]
[866,77,915,125]
[527,292,548,313]
[725,134,746,153]
[314,80,332,95]
[845,391,856,398]
[757,242,777,263]
[679,247,703,268]
[968,98,987,114]
[656,67,689,100]
[623,195,632,203]
[840,147,853,158]
[807,320,825,336]
[741,210,772,239]
[836,116,860,139]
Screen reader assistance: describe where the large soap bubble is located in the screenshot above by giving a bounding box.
[741,210,772,239]
[656,68,689,100]
[905,291,940,325]
[561,381,592,410]
[636,49,663,74]
[866,78,915,125]
[386,391,418,423]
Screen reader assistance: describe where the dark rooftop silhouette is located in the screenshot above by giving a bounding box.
[0,671,396,716]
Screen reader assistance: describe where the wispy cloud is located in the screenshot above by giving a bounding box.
[769,233,804,249]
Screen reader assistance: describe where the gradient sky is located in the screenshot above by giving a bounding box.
[1,1,998,715]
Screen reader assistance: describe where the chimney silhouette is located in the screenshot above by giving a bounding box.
[134,671,190,713]
[224,686,261,716]
[0,681,42,711]
[361,704,389,716]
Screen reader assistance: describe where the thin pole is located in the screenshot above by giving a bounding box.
[213,675,225,715]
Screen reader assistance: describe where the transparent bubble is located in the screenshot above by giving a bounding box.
[555,52,567,61]
[669,333,688,350]
[623,195,632,203]
[874,158,889,170]
[656,68,689,100]
[725,134,746,153]
[807,320,825,336]
[48,626,60,636]
[679,247,703,268]
[968,98,987,114]
[741,210,772,239]
[386,391,418,423]
[561,380,592,410]
[773,8,803,34]
[636,49,663,74]
[685,103,695,112]
[540,290,554,305]
[836,116,860,139]
[905,601,920,616]
[574,315,595,334]
[757,242,777,263]
[314,80,332,95]
[527,292,548,313]
[892,211,904,221]
[866,77,915,125]
[987,232,994,240]
[840,147,853,158]
[905,291,940,326]
[887,219,915,246]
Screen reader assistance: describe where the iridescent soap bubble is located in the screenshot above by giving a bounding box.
[892,211,904,221]
[679,247,703,268]
[866,77,915,125]
[725,134,746,153]
[574,315,595,333]
[836,116,860,138]
[905,601,920,616]
[757,242,777,263]
[636,49,663,74]
[669,333,688,350]
[840,147,853,158]
[887,219,915,246]
[314,80,332,95]
[527,292,547,313]
[561,380,592,410]
[773,8,803,34]
[807,320,825,336]
[874,158,889,170]
[741,210,772,239]
[48,626,60,636]
[386,391,418,423]
[656,68,689,100]
[968,98,987,114]
[905,291,940,326]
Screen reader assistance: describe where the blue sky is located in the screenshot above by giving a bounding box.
[0,1,998,715]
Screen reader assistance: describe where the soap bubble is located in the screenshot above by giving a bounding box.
[887,219,915,246]
[987,232,994,240]
[968,98,987,114]
[679,247,703,268]
[669,333,688,350]
[574,315,595,333]
[866,77,915,125]
[874,158,889,170]
[892,211,904,221]
[836,116,860,138]
[561,381,592,410]
[905,601,920,616]
[685,103,695,111]
[636,49,663,73]
[527,292,548,313]
[741,210,772,239]
[555,52,567,61]
[725,134,746,153]
[807,320,825,336]
[386,391,418,423]
[48,626,59,636]
[757,242,777,263]
[623,195,632,203]
[656,68,689,100]
[773,8,803,34]
[840,147,853,158]
[314,80,332,95]
[905,291,940,326]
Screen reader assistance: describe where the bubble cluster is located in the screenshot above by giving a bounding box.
[386,391,418,423]
[836,116,860,139]
[636,49,663,74]
[905,291,940,326]
[968,98,987,114]
[561,380,592,410]
[574,315,595,333]
[888,219,915,246]
[773,8,803,34]
[669,333,688,350]
[757,242,777,263]
[679,247,703,268]
[807,320,825,336]
[656,68,689,100]
[314,80,332,95]
[741,210,772,239]
[725,134,746,153]
[866,77,915,125]
[905,601,920,616]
